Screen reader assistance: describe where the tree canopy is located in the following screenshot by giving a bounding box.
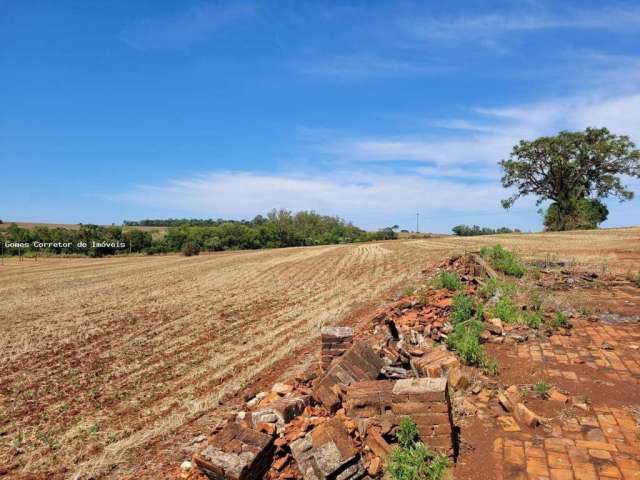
[500,127,640,230]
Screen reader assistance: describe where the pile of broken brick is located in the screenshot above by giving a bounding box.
[174,254,546,480]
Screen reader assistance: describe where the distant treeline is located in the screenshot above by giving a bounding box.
[124,218,234,227]
[451,224,521,236]
[1,210,397,257]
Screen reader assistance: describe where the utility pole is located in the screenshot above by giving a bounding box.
[416,212,419,234]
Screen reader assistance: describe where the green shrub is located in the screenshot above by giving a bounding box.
[435,271,462,291]
[396,416,419,448]
[447,320,485,366]
[450,293,474,324]
[386,418,449,480]
[182,241,201,256]
[480,244,525,277]
[488,297,520,323]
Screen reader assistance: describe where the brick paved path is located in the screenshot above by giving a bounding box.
[473,320,640,479]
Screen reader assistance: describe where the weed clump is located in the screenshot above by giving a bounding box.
[435,271,463,291]
[488,296,520,323]
[478,277,498,300]
[521,310,542,329]
[550,311,569,329]
[480,244,525,277]
[534,381,550,399]
[447,320,484,365]
[451,293,474,324]
[386,417,449,480]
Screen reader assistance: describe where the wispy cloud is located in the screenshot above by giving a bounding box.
[293,54,451,80]
[316,89,640,172]
[403,5,640,41]
[120,2,255,51]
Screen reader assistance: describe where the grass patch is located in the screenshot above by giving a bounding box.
[386,417,449,480]
[434,271,463,291]
[480,244,525,277]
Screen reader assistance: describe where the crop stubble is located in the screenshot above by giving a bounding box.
[0,228,638,478]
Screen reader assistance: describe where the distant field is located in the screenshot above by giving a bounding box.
[1,227,639,479]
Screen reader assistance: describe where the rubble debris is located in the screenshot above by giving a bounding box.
[412,345,460,378]
[193,422,275,480]
[290,417,365,480]
[471,254,498,279]
[251,396,310,428]
[514,403,540,428]
[548,388,569,403]
[486,318,503,335]
[497,385,522,413]
[272,383,294,395]
[321,326,354,371]
[391,377,454,455]
[364,427,392,460]
[313,341,384,411]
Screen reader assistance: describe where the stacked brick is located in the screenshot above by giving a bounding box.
[344,380,394,418]
[193,422,275,480]
[313,340,383,411]
[391,377,454,456]
[320,326,353,371]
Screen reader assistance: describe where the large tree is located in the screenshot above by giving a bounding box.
[500,127,640,230]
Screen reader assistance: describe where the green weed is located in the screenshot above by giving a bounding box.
[478,277,498,300]
[529,290,544,311]
[451,293,474,324]
[435,271,463,291]
[482,357,499,376]
[447,320,485,366]
[534,381,550,399]
[521,310,542,329]
[488,297,520,324]
[386,417,449,480]
[550,311,569,329]
[480,244,525,277]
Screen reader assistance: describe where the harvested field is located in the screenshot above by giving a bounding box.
[1,227,639,479]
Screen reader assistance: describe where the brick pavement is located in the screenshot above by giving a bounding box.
[471,320,640,479]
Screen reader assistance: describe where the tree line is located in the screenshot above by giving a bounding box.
[451,225,521,236]
[0,210,398,257]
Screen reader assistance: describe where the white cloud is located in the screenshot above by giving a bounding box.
[316,90,640,171]
[120,2,255,50]
[103,170,510,223]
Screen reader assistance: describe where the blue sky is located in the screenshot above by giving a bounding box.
[2,0,640,232]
